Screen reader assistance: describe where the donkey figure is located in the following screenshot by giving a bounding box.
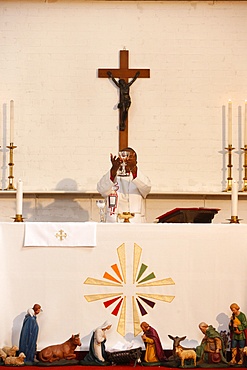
[168,334,188,361]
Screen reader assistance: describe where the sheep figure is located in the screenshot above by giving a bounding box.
[2,346,19,357]
[176,346,197,368]
[4,352,26,366]
[0,349,7,362]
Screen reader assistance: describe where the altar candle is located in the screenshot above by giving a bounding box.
[245,100,247,146]
[10,100,14,143]
[231,180,238,217]
[228,100,232,146]
[16,179,23,215]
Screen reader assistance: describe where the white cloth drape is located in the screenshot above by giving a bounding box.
[24,222,97,247]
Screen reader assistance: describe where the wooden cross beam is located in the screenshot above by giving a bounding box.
[98,50,150,151]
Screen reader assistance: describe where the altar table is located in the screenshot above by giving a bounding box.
[0,222,246,352]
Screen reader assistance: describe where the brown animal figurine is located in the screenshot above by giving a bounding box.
[0,349,7,362]
[38,334,81,363]
[4,353,26,366]
[2,345,19,357]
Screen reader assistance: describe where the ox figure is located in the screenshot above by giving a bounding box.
[38,333,81,363]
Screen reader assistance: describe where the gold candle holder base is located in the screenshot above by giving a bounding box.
[228,216,241,224]
[6,182,16,191]
[118,212,135,223]
[240,180,247,192]
[223,179,232,192]
[13,214,24,222]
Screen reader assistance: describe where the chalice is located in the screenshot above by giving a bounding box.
[118,151,130,176]
[96,199,106,222]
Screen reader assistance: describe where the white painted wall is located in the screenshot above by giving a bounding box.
[0,1,246,194]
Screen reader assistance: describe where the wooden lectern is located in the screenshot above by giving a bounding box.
[156,207,220,223]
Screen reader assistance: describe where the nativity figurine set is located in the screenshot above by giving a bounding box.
[1,302,247,367]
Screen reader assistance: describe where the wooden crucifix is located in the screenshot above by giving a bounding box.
[98,50,150,150]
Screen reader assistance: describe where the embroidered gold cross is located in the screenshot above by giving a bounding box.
[55,229,67,241]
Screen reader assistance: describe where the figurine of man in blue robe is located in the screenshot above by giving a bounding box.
[19,303,42,363]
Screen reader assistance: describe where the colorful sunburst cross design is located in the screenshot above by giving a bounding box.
[84,243,175,336]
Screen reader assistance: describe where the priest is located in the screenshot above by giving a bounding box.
[97,147,151,223]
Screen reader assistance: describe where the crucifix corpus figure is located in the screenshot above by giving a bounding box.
[98,50,150,151]
[107,70,140,131]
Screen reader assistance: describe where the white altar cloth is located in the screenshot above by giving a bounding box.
[1,222,247,351]
[24,222,97,247]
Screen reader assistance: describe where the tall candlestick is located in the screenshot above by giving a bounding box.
[245,100,247,146]
[10,100,14,143]
[228,100,232,146]
[16,179,23,215]
[231,180,238,217]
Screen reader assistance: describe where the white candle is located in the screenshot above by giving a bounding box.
[10,100,14,143]
[231,180,238,217]
[228,100,232,146]
[16,179,23,215]
[245,100,247,146]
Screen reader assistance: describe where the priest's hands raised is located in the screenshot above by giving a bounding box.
[110,151,138,180]
[110,153,121,180]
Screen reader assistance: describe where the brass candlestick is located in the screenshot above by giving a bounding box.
[240,145,247,192]
[229,216,240,224]
[5,142,17,190]
[13,214,24,222]
[223,145,234,192]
